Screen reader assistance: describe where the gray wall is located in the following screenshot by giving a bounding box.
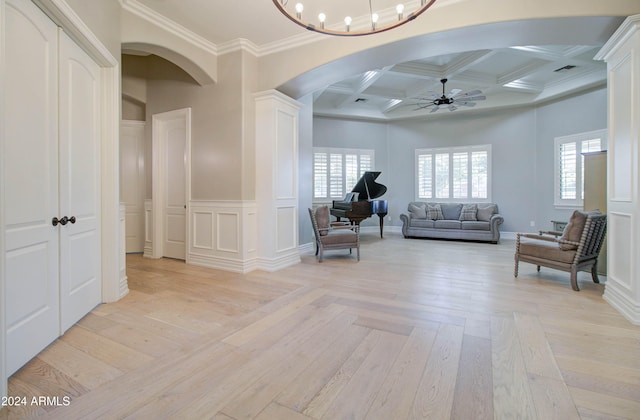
[311,87,607,233]
[534,88,608,229]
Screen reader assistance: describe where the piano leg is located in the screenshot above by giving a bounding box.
[377,213,387,238]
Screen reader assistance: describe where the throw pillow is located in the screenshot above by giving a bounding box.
[315,206,330,236]
[408,203,427,219]
[477,204,497,222]
[459,204,478,221]
[426,203,444,220]
[441,203,463,220]
[559,210,587,250]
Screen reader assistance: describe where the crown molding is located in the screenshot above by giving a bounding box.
[120,0,218,56]
[34,0,117,66]
[118,0,327,58]
[595,14,640,61]
[256,31,325,56]
[217,38,260,56]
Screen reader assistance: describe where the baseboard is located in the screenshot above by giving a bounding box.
[188,253,256,273]
[119,276,130,300]
[188,250,301,273]
[500,231,516,240]
[298,242,314,255]
[603,283,640,325]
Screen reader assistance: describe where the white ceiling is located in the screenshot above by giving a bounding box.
[126,0,624,120]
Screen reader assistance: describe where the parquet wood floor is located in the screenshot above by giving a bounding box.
[2,232,639,419]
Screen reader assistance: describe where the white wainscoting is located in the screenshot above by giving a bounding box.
[188,200,259,273]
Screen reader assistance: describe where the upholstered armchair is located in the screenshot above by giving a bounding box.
[309,206,360,262]
[514,210,607,291]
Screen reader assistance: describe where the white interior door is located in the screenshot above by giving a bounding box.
[58,30,102,333]
[120,121,146,253]
[4,0,60,375]
[162,117,187,260]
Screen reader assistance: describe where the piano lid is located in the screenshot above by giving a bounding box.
[351,171,387,200]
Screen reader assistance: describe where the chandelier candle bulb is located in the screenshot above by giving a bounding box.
[396,4,405,20]
[345,16,352,32]
[295,3,303,19]
[372,13,379,30]
[318,12,326,28]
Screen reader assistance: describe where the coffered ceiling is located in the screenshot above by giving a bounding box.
[124,0,624,120]
[313,45,607,120]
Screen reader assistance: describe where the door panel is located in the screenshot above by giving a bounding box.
[4,0,60,375]
[58,30,102,333]
[163,119,186,260]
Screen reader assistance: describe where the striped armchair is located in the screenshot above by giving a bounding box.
[514,210,607,291]
[309,206,360,262]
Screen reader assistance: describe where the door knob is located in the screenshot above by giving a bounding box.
[52,216,68,226]
[52,216,75,226]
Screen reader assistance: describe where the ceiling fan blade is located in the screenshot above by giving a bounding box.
[412,102,434,110]
[430,106,440,113]
[458,101,477,107]
[448,105,457,111]
[456,89,482,97]
[448,89,462,97]
[462,95,486,101]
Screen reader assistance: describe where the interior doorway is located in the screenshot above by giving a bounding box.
[151,108,191,260]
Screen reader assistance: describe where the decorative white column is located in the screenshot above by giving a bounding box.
[595,15,640,325]
[254,90,302,271]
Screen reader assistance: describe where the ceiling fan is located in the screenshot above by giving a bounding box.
[410,78,486,113]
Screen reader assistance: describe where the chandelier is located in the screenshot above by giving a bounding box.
[272,0,437,37]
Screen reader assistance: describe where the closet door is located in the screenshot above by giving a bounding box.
[58,30,102,332]
[4,0,60,375]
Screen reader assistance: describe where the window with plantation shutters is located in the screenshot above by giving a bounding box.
[415,145,491,201]
[554,129,607,208]
[313,148,375,200]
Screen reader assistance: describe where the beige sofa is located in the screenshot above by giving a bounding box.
[400,202,503,243]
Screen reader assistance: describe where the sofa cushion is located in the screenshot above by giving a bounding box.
[477,204,497,222]
[519,237,576,263]
[315,206,330,236]
[426,203,444,220]
[440,203,463,220]
[461,221,490,231]
[408,203,427,219]
[459,204,478,221]
[559,210,587,250]
[410,219,435,228]
[434,220,462,229]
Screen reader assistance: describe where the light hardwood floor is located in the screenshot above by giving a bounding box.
[2,232,640,419]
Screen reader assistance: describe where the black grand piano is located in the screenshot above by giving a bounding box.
[330,171,388,238]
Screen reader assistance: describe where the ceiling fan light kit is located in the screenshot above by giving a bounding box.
[272,0,437,37]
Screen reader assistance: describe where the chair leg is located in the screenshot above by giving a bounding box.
[536,265,541,272]
[591,262,600,284]
[570,267,580,291]
[318,246,324,262]
[357,246,360,261]
[315,242,319,256]
[514,258,519,278]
